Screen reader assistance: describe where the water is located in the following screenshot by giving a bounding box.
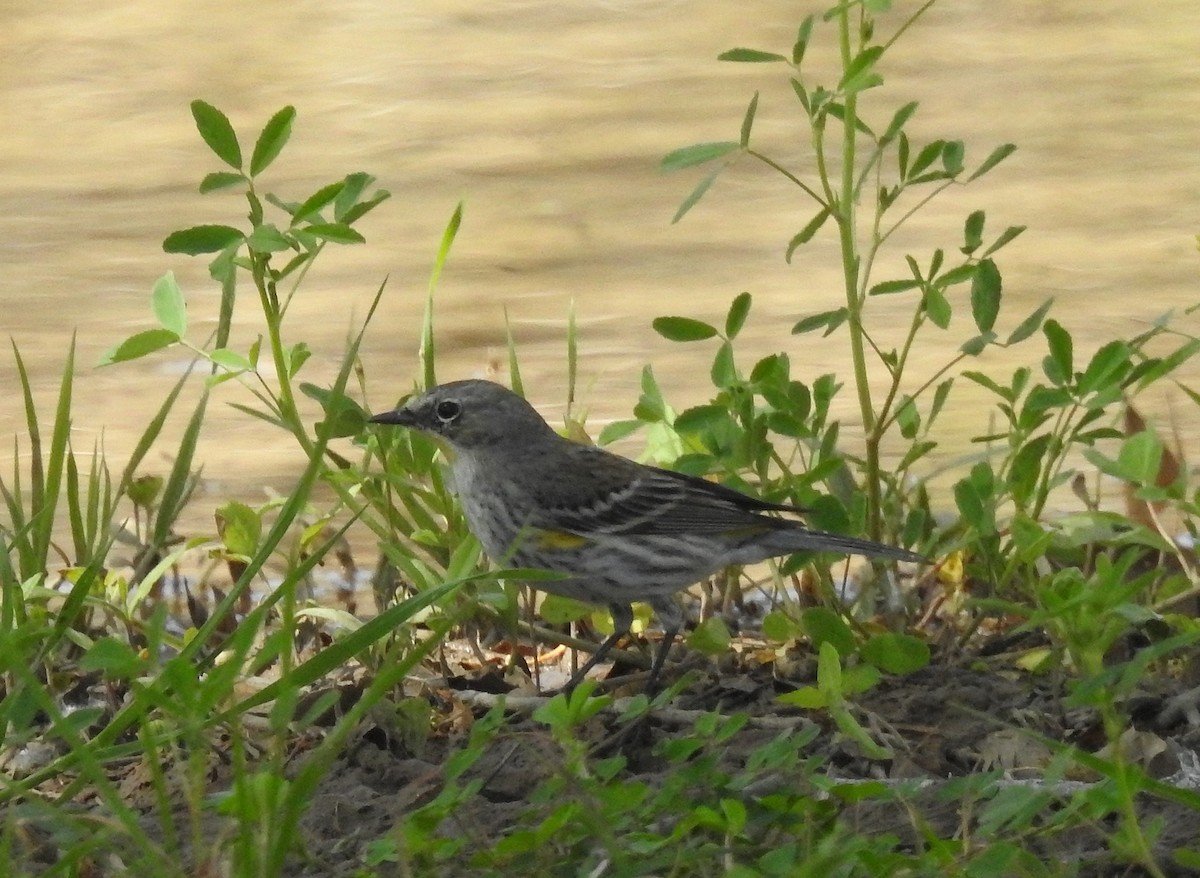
[2,0,1198,542]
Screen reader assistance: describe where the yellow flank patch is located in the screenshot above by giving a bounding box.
[534,528,591,550]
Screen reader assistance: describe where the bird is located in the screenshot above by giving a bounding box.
[370,379,924,691]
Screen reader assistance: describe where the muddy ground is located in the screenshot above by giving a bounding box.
[11,620,1200,876]
[278,642,1200,876]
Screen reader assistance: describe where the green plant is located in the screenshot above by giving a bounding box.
[656,3,1039,560]
[954,321,1199,592]
[0,100,484,875]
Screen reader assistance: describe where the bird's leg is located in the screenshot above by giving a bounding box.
[562,602,634,693]
[646,599,683,694]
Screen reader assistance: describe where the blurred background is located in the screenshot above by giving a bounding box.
[1,0,1198,537]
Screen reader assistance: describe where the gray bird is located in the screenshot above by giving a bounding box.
[371,379,922,690]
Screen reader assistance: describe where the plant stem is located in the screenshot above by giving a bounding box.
[747,149,826,205]
[835,7,880,539]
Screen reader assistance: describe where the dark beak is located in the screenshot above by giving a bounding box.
[368,407,416,426]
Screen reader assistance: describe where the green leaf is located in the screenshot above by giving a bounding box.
[1077,340,1131,396]
[338,189,391,226]
[896,397,919,439]
[785,206,832,260]
[868,278,920,296]
[724,292,752,339]
[1042,319,1073,385]
[208,348,253,372]
[861,633,930,674]
[674,404,730,435]
[300,381,366,438]
[762,609,803,643]
[335,172,388,222]
[816,639,843,697]
[907,139,945,179]
[1006,298,1053,346]
[880,100,918,145]
[982,224,1026,258]
[661,141,740,171]
[720,798,747,834]
[739,92,759,147]
[249,105,296,177]
[80,637,148,678]
[1008,435,1050,507]
[898,439,937,471]
[929,378,954,424]
[163,224,244,255]
[216,500,261,557]
[286,342,313,379]
[653,316,718,342]
[538,594,593,625]
[1024,385,1071,415]
[1116,431,1163,485]
[777,686,826,709]
[686,617,731,655]
[199,171,245,194]
[839,663,881,697]
[962,210,985,255]
[923,287,951,328]
[791,77,811,113]
[718,48,788,63]
[801,607,855,657]
[962,369,1009,400]
[953,476,985,529]
[190,100,241,169]
[597,419,642,445]
[838,45,884,95]
[291,180,346,224]
[968,142,1017,182]
[941,140,965,175]
[970,258,1002,332]
[1132,339,1200,389]
[304,223,366,244]
[749,352,788,384]
[791,15,815,65]
[126,474,163,508]
[246,223,293,253]
[98,329,179,366]
[710,341,737,388]
[937,262,977,287]
[671,168,722,223]
[960,331,997,356]
[792,307,847,336]
[151,272,187,337]
[334,171,371,211]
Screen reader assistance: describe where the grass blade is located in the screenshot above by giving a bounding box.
[421,202,463,390]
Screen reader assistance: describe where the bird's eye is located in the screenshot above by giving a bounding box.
[435,399,462,422]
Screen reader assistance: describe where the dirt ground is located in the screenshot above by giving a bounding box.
[11,616,1200,876]
[273,642,1200,877]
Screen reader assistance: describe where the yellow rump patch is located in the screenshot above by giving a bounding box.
[534,529,591,550]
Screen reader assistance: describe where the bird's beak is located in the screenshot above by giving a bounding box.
[368,407,416,426]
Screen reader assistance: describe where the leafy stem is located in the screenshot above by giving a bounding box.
[834,6,879,538]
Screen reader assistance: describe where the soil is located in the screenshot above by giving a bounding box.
[11,623,1200,876]
[262,643,1200,875]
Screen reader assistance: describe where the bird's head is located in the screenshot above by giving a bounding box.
[369,379,555,451]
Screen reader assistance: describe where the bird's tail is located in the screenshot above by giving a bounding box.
[770,526,925,564]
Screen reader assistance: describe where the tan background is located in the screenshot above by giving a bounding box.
[2,0,1198,538]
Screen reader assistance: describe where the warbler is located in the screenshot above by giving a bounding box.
[370,379,923,690]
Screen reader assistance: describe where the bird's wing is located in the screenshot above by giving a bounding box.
[536,449,798,537]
